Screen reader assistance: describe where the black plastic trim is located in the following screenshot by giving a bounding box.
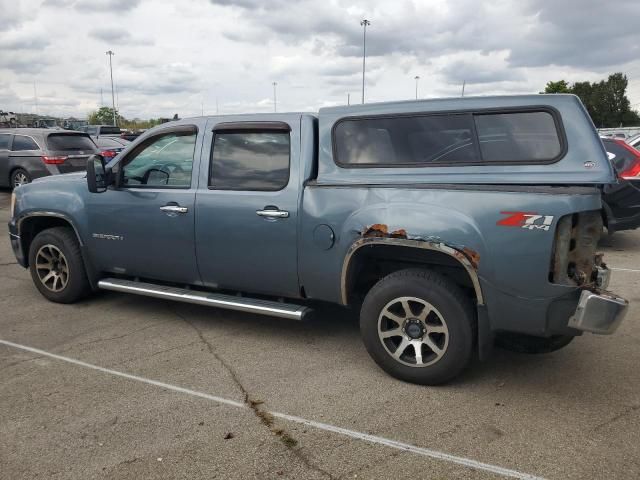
[305,180,599,195]
[212,121,291,132]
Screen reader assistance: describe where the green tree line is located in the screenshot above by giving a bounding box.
[87,106,164,130]
[543,73,639,128]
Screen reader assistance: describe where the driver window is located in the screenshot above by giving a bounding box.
[122,131,196,188]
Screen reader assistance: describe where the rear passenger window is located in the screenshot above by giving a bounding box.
[474,111,561,162]
[0,134,10,150]
[11,136,39,151]
[209,132,290,191]
[334,109,563,167]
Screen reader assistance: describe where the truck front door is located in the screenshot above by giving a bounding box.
[195,118,301,298]
[86,125,201,284]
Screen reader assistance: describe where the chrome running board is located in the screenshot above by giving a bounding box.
[98,278,310,321]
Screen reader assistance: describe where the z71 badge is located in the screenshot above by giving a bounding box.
[497,212,555,231]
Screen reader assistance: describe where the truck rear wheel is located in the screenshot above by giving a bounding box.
[28,227,91,304]
[360,269,474,385]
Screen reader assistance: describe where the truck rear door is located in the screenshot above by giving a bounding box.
[194,116,302,298]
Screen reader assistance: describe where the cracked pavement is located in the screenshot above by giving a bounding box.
[1,188,640,479]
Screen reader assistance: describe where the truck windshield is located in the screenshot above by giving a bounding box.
[47,134,97,151]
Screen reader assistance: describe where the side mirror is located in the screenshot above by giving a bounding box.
[87,155,108,193]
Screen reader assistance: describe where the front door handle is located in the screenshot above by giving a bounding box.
[160,205,188,214]
[256,209,289,219]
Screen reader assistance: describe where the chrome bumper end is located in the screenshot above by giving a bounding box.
[568,290,629,335]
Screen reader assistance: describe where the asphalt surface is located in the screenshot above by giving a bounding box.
[1,187,639,480]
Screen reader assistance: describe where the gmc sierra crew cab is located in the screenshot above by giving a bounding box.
[8,94,629,385]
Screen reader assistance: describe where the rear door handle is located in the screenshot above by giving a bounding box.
[160,205,188,214]
[256,209,289,219]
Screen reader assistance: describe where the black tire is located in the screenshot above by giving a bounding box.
[28,227,91,304]
[495,332,574,354]
[360,269,475,385]
[10,168,31,189]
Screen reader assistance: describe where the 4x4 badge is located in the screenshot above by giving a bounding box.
[497,212,554,231]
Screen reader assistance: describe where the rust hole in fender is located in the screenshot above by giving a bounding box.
[362,224,408,239]
[460,247,480,269]
[360,224,479,268]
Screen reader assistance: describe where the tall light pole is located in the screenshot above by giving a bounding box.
[461,80,466,97]
[33,81,38,115]
[347,93,350,106]
[360,19,370,104]
[414,75,420,99]
[105,50,117,126]
[272,82,277,113]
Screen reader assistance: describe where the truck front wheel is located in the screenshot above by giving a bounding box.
[28,227,91,304]
[360,269,474,385]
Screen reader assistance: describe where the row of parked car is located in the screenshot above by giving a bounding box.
[1,121,640,233]
[0,128,130,189]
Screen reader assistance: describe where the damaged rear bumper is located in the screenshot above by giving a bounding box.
[568,290,628,334]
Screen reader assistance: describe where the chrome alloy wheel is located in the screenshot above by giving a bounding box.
[377,296,449,367]
[13,171,29,187]
[35,244,69,292]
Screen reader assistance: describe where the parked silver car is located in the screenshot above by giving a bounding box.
[0,129,99,189]
[626,133,640,151]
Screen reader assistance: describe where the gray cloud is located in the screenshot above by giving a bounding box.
[0,53,54,75]
[440,59,526,85]
[42,0,76,6]
[209,0,289,8]
[116,65,202,96]
[43,0,143,12]
[212,0,640,71]
[0,2,28,32]
[0,35,50,50]
[76,0,141,12]
[508,0,640,69]
[89,27,154,46]
[3,0,639,119]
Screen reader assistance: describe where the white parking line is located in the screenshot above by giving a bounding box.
[611,267,640,273]
[0,339,546,480]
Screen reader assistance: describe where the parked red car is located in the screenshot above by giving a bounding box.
[602,137,640,233]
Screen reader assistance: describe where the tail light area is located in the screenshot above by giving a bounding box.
[41,155,68,165]
[613,139,640,180]
[549,211,603,287]
[101,150,117,158]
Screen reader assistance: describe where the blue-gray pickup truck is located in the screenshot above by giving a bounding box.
[8,95,629,384]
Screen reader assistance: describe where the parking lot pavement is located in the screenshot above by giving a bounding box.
[1,188,639,480]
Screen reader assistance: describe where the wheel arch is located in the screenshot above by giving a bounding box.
[17,212,84,265]
[16,212,98,290]
[340,237,484,307]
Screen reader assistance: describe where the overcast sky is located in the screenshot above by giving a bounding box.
[1,0,639,119]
